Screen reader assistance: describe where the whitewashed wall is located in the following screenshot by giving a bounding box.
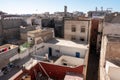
[108,67,120,80]
[44,43,88,58]
[18,41,88,60]
[54,56,84,66]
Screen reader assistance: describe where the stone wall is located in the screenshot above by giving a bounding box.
[3,28,20,40]
[0,18,26,44]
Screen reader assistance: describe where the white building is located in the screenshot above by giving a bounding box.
[100,60,120,80]
[28,38,88,59]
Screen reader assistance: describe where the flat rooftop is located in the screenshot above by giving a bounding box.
[28,29,42,34]
[54,55,84,68]
[28,28,53,34]
[46,38,88,49]
[30,55,84,68]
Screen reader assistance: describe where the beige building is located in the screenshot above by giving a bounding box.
[103,23,120,35]
[27,28,54,45]
[99,22,120,80]
[100,35,120,66]
[0,44,18,69]
[99,35,120,80]
[64,18,91,43]
[20,25,36,41]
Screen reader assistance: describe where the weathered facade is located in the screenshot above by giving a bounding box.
[95,19,104,53]
[25,15,42,27]
[101,35,120,62]
[103,23,120,35]
[64,18,91,43]
[27,28,54,45]
[0,17,26,45]
[99,35,120,80]
[20,26,36,41]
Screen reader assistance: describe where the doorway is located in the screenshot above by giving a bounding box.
[48,47,52,57]
[76,52,80,58]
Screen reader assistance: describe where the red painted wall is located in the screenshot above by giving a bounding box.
[39,62,83,79]
[14,62,83,80]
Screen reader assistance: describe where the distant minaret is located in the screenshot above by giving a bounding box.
[64,6,67,17]
[95,7,98,11]
[101,7,103,11]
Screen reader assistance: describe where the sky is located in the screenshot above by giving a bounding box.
[0,0,119,14]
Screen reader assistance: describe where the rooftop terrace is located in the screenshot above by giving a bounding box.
[46,38,88,49]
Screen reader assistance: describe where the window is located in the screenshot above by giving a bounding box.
[76,52,80,58]
[81,27,85,33]
[55,50,60,53]
[80,37,85,41]
[71,25,76,32]
[99,41,101,44]
[30,38,33,40]
[63,63,67,66]
[71,36,76,40]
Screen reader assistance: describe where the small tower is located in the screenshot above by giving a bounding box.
[101,7,103,11]
[64,6,67,17]
[95,7,98,12]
